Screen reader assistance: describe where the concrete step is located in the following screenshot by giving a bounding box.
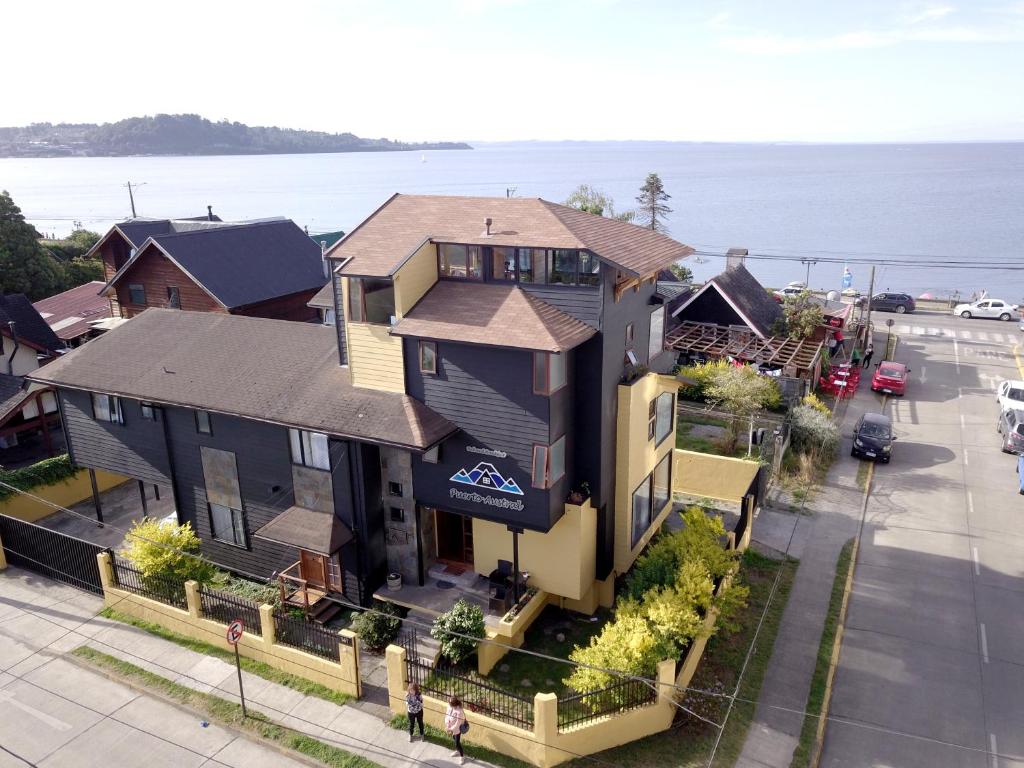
[403,609,443,666]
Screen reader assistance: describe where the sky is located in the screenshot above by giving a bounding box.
[4,0,1023,143]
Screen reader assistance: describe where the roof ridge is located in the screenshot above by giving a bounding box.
[153,219,291,239]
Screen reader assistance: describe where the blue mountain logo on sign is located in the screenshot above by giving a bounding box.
[450,462,524,495]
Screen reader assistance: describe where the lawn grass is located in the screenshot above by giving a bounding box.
[676,421,749,459]
[390,714,533,768]
[99,607,351,706]
[790,539,855,768]
[72,646,379,768]
[562,548,800,767]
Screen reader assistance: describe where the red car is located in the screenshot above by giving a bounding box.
[871,361,909,396]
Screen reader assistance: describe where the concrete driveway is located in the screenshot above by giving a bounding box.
[822,312,1024,767]
[0,568,311,768]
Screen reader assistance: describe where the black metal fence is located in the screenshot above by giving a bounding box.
[556,677,658,730]
[401,631,534,729]
[274,609,343,659]
[199,585,262,634]
[0,513,108,595]
[112,555,188,610]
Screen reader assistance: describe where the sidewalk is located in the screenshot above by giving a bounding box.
[0,566,493,768]
[736,382,873,767]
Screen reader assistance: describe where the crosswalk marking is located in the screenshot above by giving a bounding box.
[890,324,1018,344]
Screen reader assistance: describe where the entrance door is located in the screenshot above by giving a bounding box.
[299,550,327,589]
[435,509,474,567]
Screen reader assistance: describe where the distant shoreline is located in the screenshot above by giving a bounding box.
[0,145,473,159]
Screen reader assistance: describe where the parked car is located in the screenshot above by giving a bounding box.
[871,361,910,396]
[870,292,916,314]
[997,380,1024,413]
[952,299,1019,320]
[851,412,895,462]
[773,286,806,303]
[997,408,1024,454]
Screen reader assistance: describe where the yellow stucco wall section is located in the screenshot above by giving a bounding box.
[0,470,128,522]
[613,373,678,575]
[672,450,760,504]
[341,275,408,393]
[393,240,437,318]
[472,500,597,602]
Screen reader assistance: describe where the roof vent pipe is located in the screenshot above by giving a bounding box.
[483,217,493,237]
[207,205,214,221]
[5,321,19,375]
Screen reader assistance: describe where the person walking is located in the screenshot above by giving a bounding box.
[406,683,424,742]
[862,341,874,369]
[445,696,467,765]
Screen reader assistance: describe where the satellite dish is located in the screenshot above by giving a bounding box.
[826,290,840,302]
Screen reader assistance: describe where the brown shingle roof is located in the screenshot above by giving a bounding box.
[28,309,456,451]
[254,505,353,555]
[307,282,334,309]
[33,281,111,341]
[328,194,693,278]
[391,282,597,353]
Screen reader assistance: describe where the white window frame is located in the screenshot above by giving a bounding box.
[92,393,123,424]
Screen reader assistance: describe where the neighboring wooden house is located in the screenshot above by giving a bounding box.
[0,294,63,460]
[88,215,327,322]
[33,281,111,347]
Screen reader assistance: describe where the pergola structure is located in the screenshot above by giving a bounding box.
[665,321,825,381]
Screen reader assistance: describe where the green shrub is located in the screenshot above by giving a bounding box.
[791,404,839,456]
[801,392,832,416]
[352,601,402,651]
[0,454,77,500]
[676,359,732,401]
[210,572,280,607]
[120,517,216,584]
[431,599,485,665]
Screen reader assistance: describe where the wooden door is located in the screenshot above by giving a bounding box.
[435,510,474,566]
[299,550,327,589]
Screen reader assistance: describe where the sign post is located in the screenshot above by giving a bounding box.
[226,619,246,717]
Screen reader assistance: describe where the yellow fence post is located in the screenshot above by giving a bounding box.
[96,551,113,589]
[184,580,201,619]
[259,604,275,645]
[0,526,6,571]
[385,644,408,716]
[341,629,360,698]
[533,692,559,768]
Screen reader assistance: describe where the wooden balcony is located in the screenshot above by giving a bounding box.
[277,560,341,624]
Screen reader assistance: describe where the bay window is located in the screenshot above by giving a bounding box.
[533,351,567,395]
[348,277,395,324]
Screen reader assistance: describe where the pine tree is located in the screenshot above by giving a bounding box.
[635,173,673,233]
[0,191,64,299]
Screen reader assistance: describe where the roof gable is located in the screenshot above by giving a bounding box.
[672,264,783,338]
[0,294,63,353]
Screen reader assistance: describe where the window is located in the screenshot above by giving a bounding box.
[388,481,404,497]
[348,277,395,324]
[531,436,566,488]
[632,453,672,547]
[655,392,674,446]
[323,308,336,326]
[195,410,213,435]
[439,244,483,280]
[92,394,123,424]
[209,503,247,547]
[128,284,146,305]
[648,398,657,440]
[648,307,665,361]
[517,248,545,284]
[141,402,155,421]
[289,428,330,470]
[166,286,181,309]
[390,507,405,523]
[625,323,635,346]
[491,247,516,281]
[419,341,438,374]
[533,352,567,395]
[548,249,578,285]
[423,445,440,464]
[577,252,601,287]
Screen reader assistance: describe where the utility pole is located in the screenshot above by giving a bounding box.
[802,258,818,288]
[124,181,146,218]
[864,265,876,348]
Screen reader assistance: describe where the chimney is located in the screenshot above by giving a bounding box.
[483,217,493,237]
[321,240,329,278]
[207,205,214,221]
[725,247,748,271]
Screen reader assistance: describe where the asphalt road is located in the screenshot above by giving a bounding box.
[822,311,1024,768]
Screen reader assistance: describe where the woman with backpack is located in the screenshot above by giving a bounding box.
[445,696,468,765]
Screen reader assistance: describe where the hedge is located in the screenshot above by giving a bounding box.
[0,453,77,501]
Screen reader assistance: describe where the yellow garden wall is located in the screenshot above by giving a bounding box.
[0,469,128,523]
[96,553,360,698]
[393,240,437,317]
[477,586,551,675]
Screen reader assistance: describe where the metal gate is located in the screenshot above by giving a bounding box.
[0,514,108,594]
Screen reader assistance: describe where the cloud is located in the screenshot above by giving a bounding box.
[904,5,955,24]
[706,11,732,29]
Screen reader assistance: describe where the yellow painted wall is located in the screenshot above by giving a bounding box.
[672,450,760,505]
[0,469,129,522]
[0,336,40,377]
[393,240,437,318]
[613,373,678,575]
[347,322,406,393]
[472,500,597,602]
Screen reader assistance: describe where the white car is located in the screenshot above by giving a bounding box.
[953,299,1019,320]
[997,380,1024,412]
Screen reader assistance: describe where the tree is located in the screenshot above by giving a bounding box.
[668,263,693,282]
[431,598,485,665]
[782,291,824,339]
[119,518,215,585]
[0,190,64,299]
[564,184,635,222]
[635,173,672,233]
[704,365,781,452]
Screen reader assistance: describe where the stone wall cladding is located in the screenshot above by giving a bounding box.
[381,447,420,584]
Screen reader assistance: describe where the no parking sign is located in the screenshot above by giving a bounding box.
[226,619,244,645]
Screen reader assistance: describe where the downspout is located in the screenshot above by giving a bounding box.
[5,322,19,375]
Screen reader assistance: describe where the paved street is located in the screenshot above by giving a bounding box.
[823,311,1024,767]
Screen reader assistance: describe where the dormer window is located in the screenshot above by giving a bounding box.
[439,244,483,280]
[348,277,395,324]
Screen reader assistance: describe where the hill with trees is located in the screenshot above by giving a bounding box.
[0,114,471,157]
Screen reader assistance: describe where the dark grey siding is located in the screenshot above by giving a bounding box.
[332,272,347,365]
[329,440,362,601]
[520,285,602,329]
[58,388,171,485]
[354,444,387,601]
[675,289,744,328]
[406,340,564,532]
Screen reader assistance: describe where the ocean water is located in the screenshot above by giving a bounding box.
[2,141,1023,299]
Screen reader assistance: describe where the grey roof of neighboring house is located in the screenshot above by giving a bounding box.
[0,294,63,353]
[107,220,328,309]
[28,309,457,451]
[672,265,783,338]
[116,220,175,248]
[0,373,30,425]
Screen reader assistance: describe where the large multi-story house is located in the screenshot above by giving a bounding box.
[87,214,327,322]
[31,194,694,618]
